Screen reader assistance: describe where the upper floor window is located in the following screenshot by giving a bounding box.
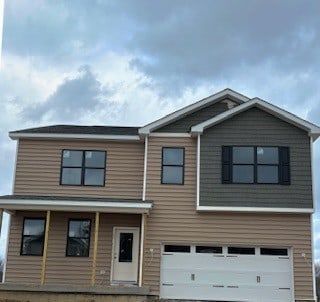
[66,219,91,257]
[21,218,45,256]
[161,147,185,185]
[222,146,290,184]
[60,150,106,186]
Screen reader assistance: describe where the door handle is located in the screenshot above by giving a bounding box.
[257,276,261,283]
[191,273,195,281]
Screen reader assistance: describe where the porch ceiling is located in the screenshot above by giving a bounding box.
[0,195,153,214]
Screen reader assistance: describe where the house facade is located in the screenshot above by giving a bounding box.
[0,88,319,302]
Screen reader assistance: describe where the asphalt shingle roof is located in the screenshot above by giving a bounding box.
[10,125,140,136]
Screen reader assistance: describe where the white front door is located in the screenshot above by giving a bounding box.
[111,227,140,284]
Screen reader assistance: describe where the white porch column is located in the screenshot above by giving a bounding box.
[138,213,146,287]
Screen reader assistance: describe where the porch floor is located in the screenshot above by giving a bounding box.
[0,282,151,295]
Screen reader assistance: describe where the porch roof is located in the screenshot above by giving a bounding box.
[0,195,153,214]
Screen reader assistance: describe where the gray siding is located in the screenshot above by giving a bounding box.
[200,107,313,208]
[155,100,233,132]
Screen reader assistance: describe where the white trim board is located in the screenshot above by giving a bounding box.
[138,214,146,287]
[149,133,191,137]
[196,134,200,208]
[9,132,141,141]
[191,98,320,140]
[139,88,249,135]
[197,206,314,214]
[142,135,148,201]
[0,199,152,214]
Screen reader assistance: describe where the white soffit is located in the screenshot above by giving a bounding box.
[191,98,320,140]
[139,88,250,135]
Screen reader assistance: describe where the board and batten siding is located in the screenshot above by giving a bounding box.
[200,107,313,208]
[143,136,313,300]
[155,100,232,132]
[5,211,140,285]
[14,139,144,198]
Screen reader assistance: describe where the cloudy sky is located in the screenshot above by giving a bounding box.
[1,0,320,260]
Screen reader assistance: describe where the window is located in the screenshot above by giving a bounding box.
[66,219,91,257]
[222,146,290,184]
[228,246,255,255]
[60,150,106,186]
[119,233,133,262]
[164,245,190,253]
[21,218,45,256]
[260,248,288,256]
[161,147,184,184]
[196,246,222,254]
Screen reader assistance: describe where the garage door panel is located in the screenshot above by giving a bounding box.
[161,283,291,302]
[162,254,226,269]
[251,256,290,271]
[260,271,292,287]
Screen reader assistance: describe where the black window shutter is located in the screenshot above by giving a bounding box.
[222,146,232,183]
[279,147,290,185]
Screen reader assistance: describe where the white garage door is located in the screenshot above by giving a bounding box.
[160,244,293,302]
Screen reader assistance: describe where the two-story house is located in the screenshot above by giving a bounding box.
[0,88,319,302]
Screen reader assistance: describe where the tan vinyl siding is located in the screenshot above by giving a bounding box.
[45,212,95,285]
[14,139,144,199]
[5,211,140,286]
[200,107,313,208]
[155,100,231,132]
[143,136,313,300]
[5,211,46,284]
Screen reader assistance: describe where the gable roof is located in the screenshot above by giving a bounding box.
[139,88,250,135]
[9,125,141,141]
[191,98,320,140]
[8,89,320,142]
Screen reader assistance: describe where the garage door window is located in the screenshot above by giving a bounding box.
[260,248,288,256]
[196,246,222,254]
[164,245,190,253]
[228,247,255,255]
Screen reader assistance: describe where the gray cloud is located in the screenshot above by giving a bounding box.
[3,1,134,63]
[128,0,320,90]
[22,65,117,124]
[4,1,320,95]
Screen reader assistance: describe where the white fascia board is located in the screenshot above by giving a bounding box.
[9,132,141,141]
[197,205,314,214]
[0,199,152,214]
[139,89,249,135]
[191,98,320,139]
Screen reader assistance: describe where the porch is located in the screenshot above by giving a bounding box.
[0,195,152,288]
